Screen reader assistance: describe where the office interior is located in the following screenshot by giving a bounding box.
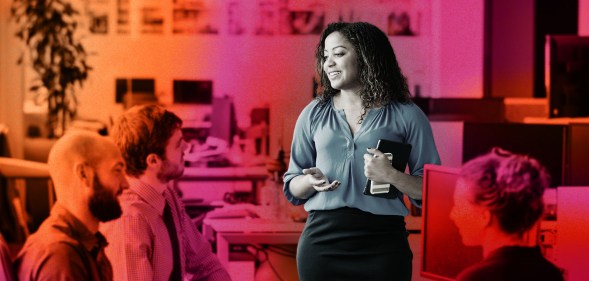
[1,0,589,280]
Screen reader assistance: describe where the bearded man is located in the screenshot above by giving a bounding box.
[15,131,129,281]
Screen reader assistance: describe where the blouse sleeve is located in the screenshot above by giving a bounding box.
[283,103,317,205]
[402,103,441,207]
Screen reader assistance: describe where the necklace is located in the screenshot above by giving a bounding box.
[357,107,367,124]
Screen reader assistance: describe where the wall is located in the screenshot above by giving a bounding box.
[70,0,435,155]
[490,0,535,98]
[581,0,589,35]
[430,0,485,98]
[0,0,24,158]
[1,0,494,157]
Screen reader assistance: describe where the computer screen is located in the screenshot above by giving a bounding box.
[209,96,237,146]
[545,35,589,117]
[421,164,483,281]
[115,78,155,104]
[173,80,213,104]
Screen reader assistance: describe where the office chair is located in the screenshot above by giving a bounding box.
[0,157,51,239]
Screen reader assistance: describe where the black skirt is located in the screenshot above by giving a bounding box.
[297,207,412,281]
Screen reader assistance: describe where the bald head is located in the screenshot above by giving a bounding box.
[48,131,121,200]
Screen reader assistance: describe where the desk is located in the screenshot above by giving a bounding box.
[203,215,303,281]
[174,167,268,203]
[203,216,304,270]
[523,117,589,124]
[203,207,422,270]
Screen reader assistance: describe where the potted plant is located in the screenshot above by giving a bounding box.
[11,0,91,138]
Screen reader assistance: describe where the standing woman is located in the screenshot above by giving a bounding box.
[283,22,440,281]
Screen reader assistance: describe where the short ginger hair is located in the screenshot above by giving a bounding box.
[112,105,182,177]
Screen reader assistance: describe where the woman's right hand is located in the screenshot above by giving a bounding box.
[302,167,341,192]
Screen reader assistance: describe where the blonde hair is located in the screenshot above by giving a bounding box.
[460,147,550,236]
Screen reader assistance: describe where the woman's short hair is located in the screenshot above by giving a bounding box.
[460,147,550,236]
[112,105,182,177]
[314,21,411,107]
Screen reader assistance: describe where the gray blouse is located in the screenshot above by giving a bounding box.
[283,98,441,216]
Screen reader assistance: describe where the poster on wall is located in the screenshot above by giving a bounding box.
[321,0,421,36]
[84,0,109,34]
[227,0,246,35]
[285,1,325,35]
[116,0,165,34]
[173,0,220,34]
[384,0,421,36]
[106,0,423,36]
[254,0,280,36]
[254,0,327,36]
[117,0,130,34]
[330,0,388,25]
[140,0,165,34]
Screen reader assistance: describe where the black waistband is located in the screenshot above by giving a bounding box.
[311,206,405,222]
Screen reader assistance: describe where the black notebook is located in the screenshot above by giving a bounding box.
[363,139,412,199]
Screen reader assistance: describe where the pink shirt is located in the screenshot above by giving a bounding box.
[101,177,230,281]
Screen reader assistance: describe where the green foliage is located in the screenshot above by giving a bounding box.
[11,0,92,138]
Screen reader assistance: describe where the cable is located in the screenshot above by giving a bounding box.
[245,244,287,281]
[265,245,296,257]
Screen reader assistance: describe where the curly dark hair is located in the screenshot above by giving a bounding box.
[315,22,411,107]
[112,105,183,177]
[459,147,550,236]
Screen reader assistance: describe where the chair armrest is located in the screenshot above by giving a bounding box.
[0,157,49,179]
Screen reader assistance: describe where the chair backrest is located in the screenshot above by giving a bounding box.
[0,233,16,281]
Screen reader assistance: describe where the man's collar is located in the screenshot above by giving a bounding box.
[126,177,167,215]
[51,203,104,254]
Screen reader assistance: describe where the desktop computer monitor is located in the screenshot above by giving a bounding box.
[209,96,237,147]
[545,35,589,118]
[421,164,483,281]
[173,80,213,104]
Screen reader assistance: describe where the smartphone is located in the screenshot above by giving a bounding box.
[370,153,393,194]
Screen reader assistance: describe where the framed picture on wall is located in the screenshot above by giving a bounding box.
[144,0,165,34]
[227,0,246,35]
[385,0,421,36]
[288,8,325,35]
[254,0,278,36]
[114,0,165,34]
[330,0,421,36]
[85,0,109,34]
[387,10,419,36]
[116,0,130,34]
[173,0,220,34]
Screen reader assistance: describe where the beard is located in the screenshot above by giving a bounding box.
[88,175,123,222]
[156,158,185,182]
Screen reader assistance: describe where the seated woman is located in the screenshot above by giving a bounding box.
[450,147,563,281]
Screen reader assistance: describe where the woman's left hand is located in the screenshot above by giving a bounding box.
[363,148,395,183]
